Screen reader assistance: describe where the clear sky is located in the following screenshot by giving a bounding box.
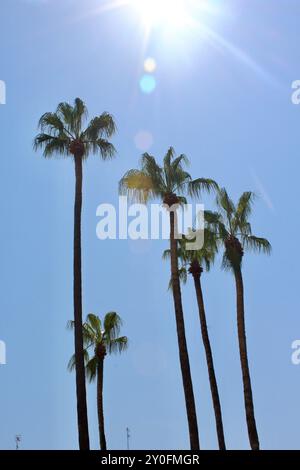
[0,0,300,450]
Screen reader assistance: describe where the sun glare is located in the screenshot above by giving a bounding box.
[131,0,192,31]
[91,0,225,54]
[92,1,221,38]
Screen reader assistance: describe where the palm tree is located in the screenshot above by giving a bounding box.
[34,98,116,450]
[119,147,218,449]
[68,313,128,450]
[163,225,226,450]
[211,189,271,450]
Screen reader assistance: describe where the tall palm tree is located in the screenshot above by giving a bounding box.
[34,98,116,450]
[68,313,128,450]
[163,225,226,450]
[211,189,271,450]
[119,147,218,449]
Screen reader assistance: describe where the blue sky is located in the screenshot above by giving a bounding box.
[0,0,300,450]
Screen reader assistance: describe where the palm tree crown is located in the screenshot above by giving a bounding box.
[119,147,218,205]
[68,313,128,381]
[209,188,271,270]
[163,226,218,286]
[34,97,116,160]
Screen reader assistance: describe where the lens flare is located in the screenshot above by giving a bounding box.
[139,74,156,94]
[134,130,154,151]
[144,57,157,73]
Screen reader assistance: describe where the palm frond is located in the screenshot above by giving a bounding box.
[242,235,271,254]
[38,112,65,134]
[34,133,70,158]
[56,102,76,133]
[178,266,188,284]
[67,349,89,372]
[163,148,189,190]
[67,319,95,347]
[171,154,190,172]
[57,98,87,137]
[216,188,235,216]
[236,192,255,219]
[221,252,234,271]
[104,312,122,341]
[163,147,175,183]
[177,195,188,206]
[204,210,222,226]
[66,320,75,331]
[85,139,116,160]
[162,248,171,260]
[172,168,193,193]
[73,98,88,135]
[141,153,165,193]
[67,353,76,372]
[188,178,219,198]
[204,210,227,240]
[232,192,255,233]
[119,169,156,203]
[86,313,102,337]
[203,254,212,271]
[82,113,116,141]
[86,356,98,383]
[108,336,128,354]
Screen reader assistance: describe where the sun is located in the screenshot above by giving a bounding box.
[92,1,219,37]
[90,0,224,46]
[131,0,192,31]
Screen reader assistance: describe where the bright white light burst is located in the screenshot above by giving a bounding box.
[92,1,220,37]
[131,0,192,31]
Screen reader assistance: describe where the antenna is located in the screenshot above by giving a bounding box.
[126,427,131,450]
[15,435,21,451]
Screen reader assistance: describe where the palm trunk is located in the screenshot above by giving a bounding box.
[97,358,107,450]
[169,210,200,450]
[73,155,90,450]
[234,266,259,450]
[192,272,226,450]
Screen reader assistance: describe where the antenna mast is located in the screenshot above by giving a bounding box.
[15,435,21,451]
[126,427,130,450]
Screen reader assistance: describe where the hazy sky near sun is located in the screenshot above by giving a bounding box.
[0,0,300,450]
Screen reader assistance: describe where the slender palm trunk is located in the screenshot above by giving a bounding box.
[234,266,259,450]
[192,271,226,450]
[169,210,200,450]
[73,155,90,450]
[97,358,107,450]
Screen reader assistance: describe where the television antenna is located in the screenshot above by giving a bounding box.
[15,435,21,450]
[126,427,131,450]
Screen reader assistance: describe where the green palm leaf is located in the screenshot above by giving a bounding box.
[34,98,116,161]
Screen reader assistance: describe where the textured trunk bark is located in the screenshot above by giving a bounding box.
[73,155,90,450]
[169,210,200,450]
[193,274,226,450]
[234,267,259,450]
[97,358,107,450]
